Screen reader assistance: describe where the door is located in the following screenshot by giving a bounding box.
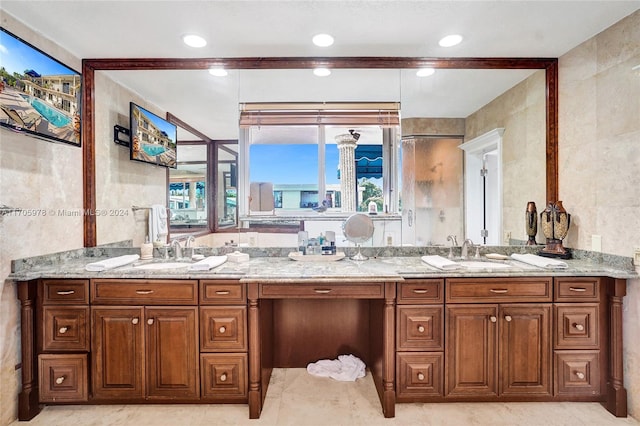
[146,307,199,398]
[499,304,552,396]
[446,305,498,396]
[92,307,144,399]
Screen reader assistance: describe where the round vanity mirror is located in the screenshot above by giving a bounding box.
[343,213,375,260]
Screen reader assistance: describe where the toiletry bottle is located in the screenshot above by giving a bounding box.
[141,236,153,260]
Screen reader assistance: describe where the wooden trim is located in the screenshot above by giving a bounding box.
[81,56,559,246]
[166,112,213,143]
[605,278,628,417]
[18,280,40,420]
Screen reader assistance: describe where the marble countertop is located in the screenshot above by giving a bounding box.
[8,253,638,282]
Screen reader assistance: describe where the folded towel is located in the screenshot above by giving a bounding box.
[188,255,228,271]
[510,253,568,269]
[85,254,140,272]
[307,354,366,382]
[150,204,168,245]
[421,255,462,270]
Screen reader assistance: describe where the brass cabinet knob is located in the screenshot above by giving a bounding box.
[575,371,585,380]
[417,373,425,381]
[574,323,584,331]
[219,326,226,333]
[132,318,139,325]
[220,373,227,382]
[55,376,65,385]
[59,326,69,334]
[490,316,497,323]
[417,325,425,333]
[147,318,154,325]
[505,315,512,322]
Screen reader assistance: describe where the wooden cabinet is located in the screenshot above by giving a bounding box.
[553,278,605,398]
[91,279,200,401]
[445,278,552,398]
[36,279,90,403]
[396,279,444,400]
[200,280,248,401]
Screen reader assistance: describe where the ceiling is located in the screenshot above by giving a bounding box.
[2,1,639,140]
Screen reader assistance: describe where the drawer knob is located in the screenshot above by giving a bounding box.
[505,315,512,322]
[55,376,65,385]
[490,316,497,323]
[489,289,508,294]
[56,290,75,295]
[569,287,587,292]
[575,371,585,380]
[417,372,425,381]
[215,290,231,295]
[417,325,425,333]
[314,289,332,294]
[136,290,154,295]
[412,289,428,294]
[132,318,139,325]
[219,326,227,333]
[147,318,154,325]
[58,326,69,334]
[220,373,228,382]
[574,323,584,331]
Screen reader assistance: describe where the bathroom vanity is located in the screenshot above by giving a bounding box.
[12,254,634,421]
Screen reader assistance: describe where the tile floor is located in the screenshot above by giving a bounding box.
[10,369,639,426]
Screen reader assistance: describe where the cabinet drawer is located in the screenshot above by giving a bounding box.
[200,307,247,351]
[398,280,444,304]
[397,306,443,351]
[200,353,247,401]
[555,304,599,349]
[200,280,246,305]
[259,282,385,298]
[554,278,600,302]
[41,280,89,305]
[554,350,600,396]
[38,354,88,402]
[396,352,443,399]
[41,306,89,352]
[91,279,198,305]
[446,278,552,303]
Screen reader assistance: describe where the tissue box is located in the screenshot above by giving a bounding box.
[227,251,250,263]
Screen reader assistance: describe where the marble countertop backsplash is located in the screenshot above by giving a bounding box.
[8,241,637,282]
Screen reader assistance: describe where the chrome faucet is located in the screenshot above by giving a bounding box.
[185,235,196,258]
[170,239,183,260]
[461,238,474,260]
[446,235,458,259]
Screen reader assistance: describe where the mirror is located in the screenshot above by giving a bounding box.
[83,57,558,247]
[343,213,375,260]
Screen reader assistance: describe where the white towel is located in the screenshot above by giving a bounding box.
[307,354,366,382]
[188,255,228,271]
[421,255,462,270]
[85,254,140,272]
[510,253,568,269]
[149,204,168,244]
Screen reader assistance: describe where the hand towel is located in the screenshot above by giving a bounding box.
[85,254,140,272]
[510,253,568,269]
[307,354,366,382]
[421,255,462,270]
[150,204,168,244]
[188,255,228,271]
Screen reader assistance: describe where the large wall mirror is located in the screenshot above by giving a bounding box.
[82,58,557,247]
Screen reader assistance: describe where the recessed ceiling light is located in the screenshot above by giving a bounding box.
[416,68,435,77]
[183,34,207,48]
[313,68,331,77]
[209,68,228,77]
[312,34,334,47]
[439,34,463,47]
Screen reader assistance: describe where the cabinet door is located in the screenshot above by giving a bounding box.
[499,304,552,396]
[92,307,144,399]
[146,307,199,399]
[446,305,498,396]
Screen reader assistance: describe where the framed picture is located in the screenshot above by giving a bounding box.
[0,27,81,146]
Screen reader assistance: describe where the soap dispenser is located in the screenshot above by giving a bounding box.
[141,235,153,260]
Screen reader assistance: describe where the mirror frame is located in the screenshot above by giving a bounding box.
[81,56,558,247]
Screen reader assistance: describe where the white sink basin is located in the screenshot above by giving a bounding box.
[457,260,513,269]
[133,262,191,270]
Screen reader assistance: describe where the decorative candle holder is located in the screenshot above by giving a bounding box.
[525,201,538,246]
[539,201,571,259]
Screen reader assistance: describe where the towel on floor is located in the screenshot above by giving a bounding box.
[510,253,568,269]
[188,255,228,271]
[307,354,366,382]
[85,254,140,272]
[421,255,462,270]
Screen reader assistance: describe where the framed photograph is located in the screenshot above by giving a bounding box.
[0,27,81,146]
